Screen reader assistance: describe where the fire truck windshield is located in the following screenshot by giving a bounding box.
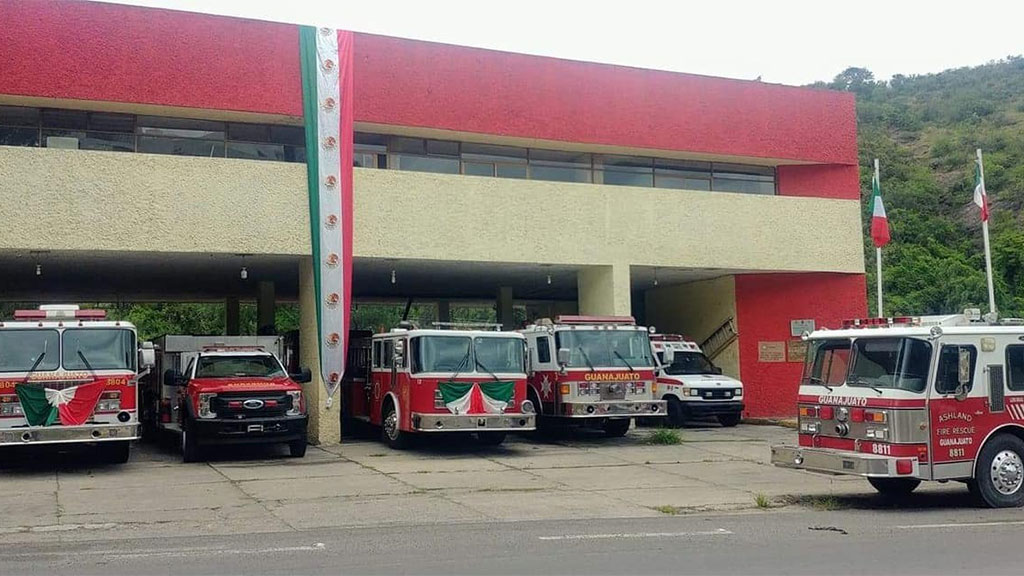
[662,351,718,375]
[62,329,136,371]
[555,330,654,369]
[474,337,525,373]
[0,330,60,373]
[803,337,931,393]
[195,355,286,378]
[412,336,471,373]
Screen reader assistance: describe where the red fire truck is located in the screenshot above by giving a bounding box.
[145,336,311,462]
[772,312,1024,508]
[521,316,666,436]
[0,305,155,463]
[347,323,536,449]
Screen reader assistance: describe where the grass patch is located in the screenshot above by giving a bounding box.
[754,493,772,509]
[647,428,683,445]
[653,505,681,515]
[810,495,843,511]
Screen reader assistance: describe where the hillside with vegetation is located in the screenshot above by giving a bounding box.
[815,57,1024,316]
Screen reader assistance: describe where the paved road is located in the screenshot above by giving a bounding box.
[4,506,1024,575]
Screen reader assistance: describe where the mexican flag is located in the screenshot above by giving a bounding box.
[974,155,990,222]
[299,26,354,399]
[870,170,890,248]
[438,382,515,415]
[15,380,106,426]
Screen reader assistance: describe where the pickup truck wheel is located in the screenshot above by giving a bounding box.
[666,397,685,427]
[477,432,506,446]
[100,440,131,464]
[381,402,409,450]
[288,439,307,458]
[603,418,631,438]
[718,413,742,427]
[181,424,201,463]
[974,434,1024,508]
[868,477,920,497]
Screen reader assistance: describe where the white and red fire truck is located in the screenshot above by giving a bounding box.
[772,311,1024,508]
[145,335,311,462]
[0,305,155,463]
[651,334,745,427]
[521,316,665,436]
[346,323,536,449]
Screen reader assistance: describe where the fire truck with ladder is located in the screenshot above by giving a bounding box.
[650,334,745,427]
[346,322,536,449]
[772,310,1024,507]
[521,316,666,436]
[0,305,155,463]
[144,335,311,462]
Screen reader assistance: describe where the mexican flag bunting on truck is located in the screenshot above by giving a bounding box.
[299,26,354,403]
[15,380,106,426]
[439,381,515,415]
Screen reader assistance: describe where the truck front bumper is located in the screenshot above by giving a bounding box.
[191,415,308,445]
[0,423,138,447]
[411,412,536,432]
[558,400,667,418]
[770,444,920,478]
[681,400,744,417]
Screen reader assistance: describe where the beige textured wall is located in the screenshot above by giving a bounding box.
[645,276,740,379]
[578,265,632,316]
[0,146,864,275]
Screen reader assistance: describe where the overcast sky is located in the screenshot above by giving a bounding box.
[100,0,1023,86]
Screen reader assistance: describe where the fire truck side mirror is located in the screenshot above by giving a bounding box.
[393,340,405,361]
[557,347,571,367]
[290,367,313,384]
[139,342,156,369]
[661,347,675,364]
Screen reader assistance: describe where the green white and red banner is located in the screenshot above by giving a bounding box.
[438,381,515,415]
[15,380,106,426]
[870,169,890,248]
[300,27,354,402]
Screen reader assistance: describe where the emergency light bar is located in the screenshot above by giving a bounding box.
[14,305,106,320]
[555,315,636,325]
[650,334,687,341]
[841,316,919,329]
[200,345,266,352]
[431,322,503,331]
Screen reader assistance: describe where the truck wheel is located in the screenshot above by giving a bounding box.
[477,432,507,446]
[100,440,131,464]
[181,424,201,463]
[666,397,685,428]
[974,434,1024,508]
[603,418,631,438]
[381,401,408,450]
[868,477,920,497]
[288,439,307,458]
[718,413,742,427]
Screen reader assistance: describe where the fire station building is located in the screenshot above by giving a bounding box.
[0,1,867,443]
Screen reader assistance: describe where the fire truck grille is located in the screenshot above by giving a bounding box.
[211,393,292,418]
[600,382,627,401]
[696,389,734,400]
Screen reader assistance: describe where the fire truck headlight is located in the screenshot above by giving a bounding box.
[286,390,303,416]
[197,393,217,419]
[521,399,536,414]
[687,388,700,397]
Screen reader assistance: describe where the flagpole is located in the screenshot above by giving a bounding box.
[875,158,883,318]
[978,148,997,317]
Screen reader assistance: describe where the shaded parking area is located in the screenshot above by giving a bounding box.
[0,424,966,544]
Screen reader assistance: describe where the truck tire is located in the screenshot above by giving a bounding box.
[718,413,742,427]
[381,401,409,450]
[666,397,685,428]
[477,431,507,446]
[603,418,631,438]
[100,440,131,464]
[181,423,201,463]
[288,439,307,458]
[868,477,920,497]
[973,433,1024,508]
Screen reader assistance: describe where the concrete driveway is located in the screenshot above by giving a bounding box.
[0,424,961,544]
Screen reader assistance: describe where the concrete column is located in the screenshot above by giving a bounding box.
[437,300,451,323]
[299,256,342,445]
[256,280,276,335]
[577,264,632,316]
[496,286,514,330]
[225,296,240,336]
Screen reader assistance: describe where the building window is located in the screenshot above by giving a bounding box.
[461,143,527,178]
[711,163,776,195]
[654,159,712,191]
[596,155,654,187]
[389,137,460,174]
[528,149,592,183]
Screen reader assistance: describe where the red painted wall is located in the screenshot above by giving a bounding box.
[777,164,860,200]
[0,0,857,166]
[735,273,867,417]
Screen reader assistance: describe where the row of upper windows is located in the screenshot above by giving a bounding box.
[0,105,776,194]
